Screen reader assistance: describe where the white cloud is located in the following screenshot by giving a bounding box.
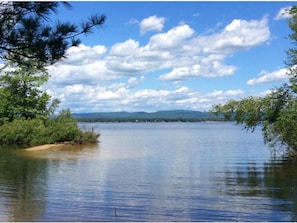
[45,70,246,112]
[64,44,107,65]
[106,38,172,76]
[52,84,245,113]
[175,86,189,94]
[52,17,269,85]
[140,15,165,35]
[159,67,193,81]
[47,60,117,86]
[65,84,85,94]
[43,15,271,112]
[147,24,195,50]
[199,17,270,55]
[109,39,140,57]
[274,6,292,20]
[159,62,237,81]
[127,18,139,25]
[158,17,269,81]
[207,89,244,98]
[247,68,289,85]
[128,76,145,87]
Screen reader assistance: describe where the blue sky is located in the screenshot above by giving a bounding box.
[43,1,294,113]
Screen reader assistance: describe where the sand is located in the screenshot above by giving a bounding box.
[24,144,65,151]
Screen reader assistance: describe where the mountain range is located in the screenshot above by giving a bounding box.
[72,110,224,122]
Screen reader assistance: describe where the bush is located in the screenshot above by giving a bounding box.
[0,118,43,146]
[0,109,99,147]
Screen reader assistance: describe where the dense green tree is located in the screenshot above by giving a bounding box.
[213,6,297,155]
[0,2,104,147]
[0,60,59,124]
[0,1,106,67]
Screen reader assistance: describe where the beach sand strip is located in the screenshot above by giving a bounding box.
[25,144,65,151]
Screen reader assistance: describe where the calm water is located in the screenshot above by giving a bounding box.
[0,122,297,221]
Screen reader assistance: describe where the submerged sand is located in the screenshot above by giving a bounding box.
[24,144,65,151]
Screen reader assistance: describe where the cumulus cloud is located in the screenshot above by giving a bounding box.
[43,15,271,112]
[46,44,117,86]
[159,62,237,81]
[47,60,117,86]
[247,68,289,85]
[64,44,107,64]
[54,17,269,84]
[45,67,246,112]
[158,17,268,81]
[140,15,165,35]
[198,17,270,55]
[147,24,195,50]
[105,38,172,76]
[274,6,292,20]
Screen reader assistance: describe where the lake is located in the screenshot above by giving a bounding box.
[0,122,297,221]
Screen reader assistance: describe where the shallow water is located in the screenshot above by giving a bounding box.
[0,122,296,221]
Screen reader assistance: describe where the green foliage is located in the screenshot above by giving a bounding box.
[0,2,103,148]
[41,109,99,145]
[286,6,297,70]
[213,6,297,154]
[266,100,297,151]
[213,89,297,151]
[0,61,96,148]
[0,118,41,146]
[0,2,106,66]
[0,60,59,124]
[0,61,57,124]
[213,97,263,132]
[0,109,100,147]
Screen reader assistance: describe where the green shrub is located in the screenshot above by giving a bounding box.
[0,118,42,146]
[75,131,100,144]
[0,109,99,147]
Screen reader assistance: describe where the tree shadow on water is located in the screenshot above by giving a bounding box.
[0,148,49,221]
[0,144,99,221]
[218,157,297,221]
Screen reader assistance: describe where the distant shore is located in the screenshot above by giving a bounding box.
[71,110,225,123]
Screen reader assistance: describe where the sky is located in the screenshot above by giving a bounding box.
[41,1,295,113]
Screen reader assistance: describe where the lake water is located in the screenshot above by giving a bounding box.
[0,122,297,221]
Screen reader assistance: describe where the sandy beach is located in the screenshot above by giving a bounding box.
[25,144,65,151]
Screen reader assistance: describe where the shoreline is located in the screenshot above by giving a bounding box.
[24,144,65,151]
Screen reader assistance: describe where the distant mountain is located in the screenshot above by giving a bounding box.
[72,110,224,122]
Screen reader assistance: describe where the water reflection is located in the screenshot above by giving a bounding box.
[1,123,297,221]
[18,144,99,161]
[0,149,48,221]
[217,158,297,221]
[0,145,100,221]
